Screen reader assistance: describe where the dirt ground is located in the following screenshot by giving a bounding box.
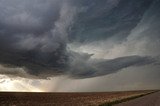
[0,90,154,106]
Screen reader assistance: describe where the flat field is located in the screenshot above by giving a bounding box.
[0,90,155,106]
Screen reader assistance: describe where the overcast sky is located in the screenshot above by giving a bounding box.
[0,0,160,92]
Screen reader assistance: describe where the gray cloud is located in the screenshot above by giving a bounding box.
[69,0,154,42]
[0,0,76,76]
[68,54,157,78]
[0,0,159,80]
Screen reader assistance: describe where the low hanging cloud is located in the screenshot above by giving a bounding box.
[0,0,160,79]
[68,53,157,78]
[0,53,157,79]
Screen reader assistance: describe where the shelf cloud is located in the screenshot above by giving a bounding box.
[0,0,160,80]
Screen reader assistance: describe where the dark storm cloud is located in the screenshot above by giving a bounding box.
[69,0,154,42]
[68,54,157,78]
[0,0,159,79]
[0,0,73,77]
[0,0,61,33]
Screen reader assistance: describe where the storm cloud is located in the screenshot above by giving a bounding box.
[0,0,160,79]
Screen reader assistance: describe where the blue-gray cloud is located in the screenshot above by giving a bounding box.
[0,0,159,79]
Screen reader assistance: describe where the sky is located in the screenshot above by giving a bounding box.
[0,0,160,92]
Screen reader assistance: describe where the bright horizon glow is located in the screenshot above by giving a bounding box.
[0,75,43,92]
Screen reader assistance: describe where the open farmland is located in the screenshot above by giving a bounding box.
[0,90,156,106]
